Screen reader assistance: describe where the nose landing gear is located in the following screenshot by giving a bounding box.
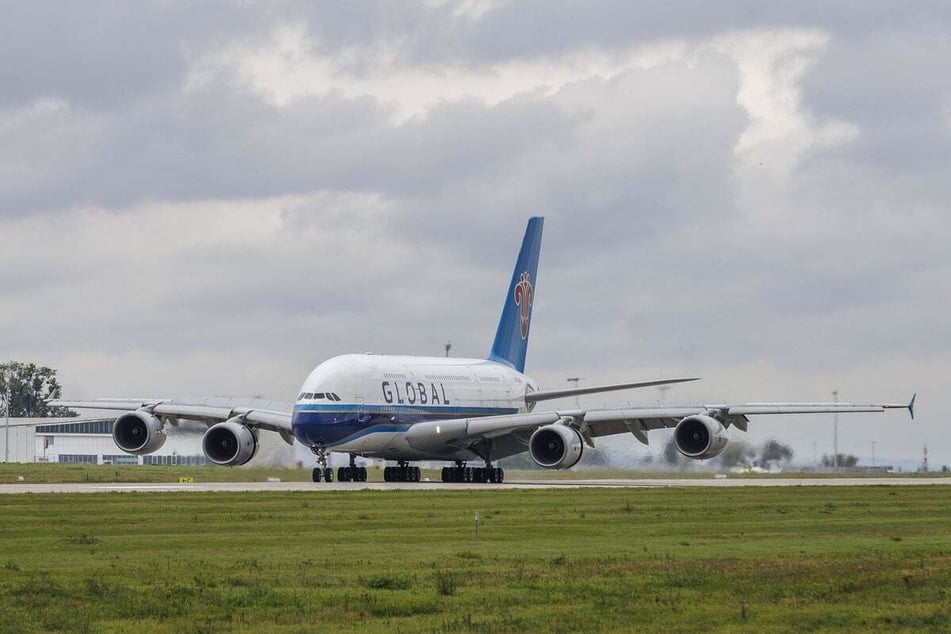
[310,444,335,482]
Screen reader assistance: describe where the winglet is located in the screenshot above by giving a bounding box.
[883,393,916,420]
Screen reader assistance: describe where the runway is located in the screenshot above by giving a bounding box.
[1,477,948,494]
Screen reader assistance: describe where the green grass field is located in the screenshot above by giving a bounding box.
[0,484,948,633]
[2,463,948,485]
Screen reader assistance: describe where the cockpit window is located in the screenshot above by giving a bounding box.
[299,391,340,401]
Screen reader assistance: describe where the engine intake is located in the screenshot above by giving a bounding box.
[202,420,258,466]
[113,410,166,455]
[674,414,728,459]
[529,424,584,469]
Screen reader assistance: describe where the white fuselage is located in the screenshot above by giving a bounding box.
[290,354,538,461]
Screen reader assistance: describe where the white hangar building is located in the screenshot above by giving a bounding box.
[0,417,207,465]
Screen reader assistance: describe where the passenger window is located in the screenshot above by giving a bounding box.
[314,393,325,399]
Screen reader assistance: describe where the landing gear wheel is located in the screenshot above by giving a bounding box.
[312,468,323,482]
[338,467,351,482]
[383,464,421,482]
[323,468,334,483]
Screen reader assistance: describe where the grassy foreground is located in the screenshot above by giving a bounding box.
[0,486,948,633]
[2,463,948,485]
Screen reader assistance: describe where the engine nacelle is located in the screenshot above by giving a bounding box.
[674,414,729,459]
[113,410,166,455]
[529,424,584,469]
[202,421,258,466]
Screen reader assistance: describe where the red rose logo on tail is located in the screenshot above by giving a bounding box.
[514,272,534,340]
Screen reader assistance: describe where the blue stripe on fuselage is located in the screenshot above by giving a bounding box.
[291,403,519,448]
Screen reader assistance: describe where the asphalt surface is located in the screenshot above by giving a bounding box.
[1,477,949,494]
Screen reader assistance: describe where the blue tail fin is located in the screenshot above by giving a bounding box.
[489,217,544,372]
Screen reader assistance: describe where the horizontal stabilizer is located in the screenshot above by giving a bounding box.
[525,377,700,403]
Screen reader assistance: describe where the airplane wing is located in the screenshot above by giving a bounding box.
[51,398,294,437]
[404,396,916,458]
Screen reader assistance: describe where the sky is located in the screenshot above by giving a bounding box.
[1,1,948,469]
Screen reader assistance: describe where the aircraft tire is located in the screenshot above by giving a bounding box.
[312,468,323,482]
[323,468,334,483]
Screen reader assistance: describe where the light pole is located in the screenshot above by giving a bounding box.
[4,371,10,464]
[832,390,839,472]
[566,377,584,409]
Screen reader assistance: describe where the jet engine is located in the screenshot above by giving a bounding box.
[113,410,166,455]
[202,420,258,466]
[674,415,728,459]
[529,424,584,469]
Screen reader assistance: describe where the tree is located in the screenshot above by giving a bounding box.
[821,453,858,468]
[0,361,76,418]
[760,439,793,466]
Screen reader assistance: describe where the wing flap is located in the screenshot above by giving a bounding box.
[727,405,887,416]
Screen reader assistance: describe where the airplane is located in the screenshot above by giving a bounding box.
[54,217,915,483]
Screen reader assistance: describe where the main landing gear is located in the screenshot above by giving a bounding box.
[383,461,421,482]
[337,455,368,483]
[441,461,504,483]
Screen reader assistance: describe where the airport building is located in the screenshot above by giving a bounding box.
[0,418,207,465]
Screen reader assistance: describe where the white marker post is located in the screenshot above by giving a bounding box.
[474,508,480,537]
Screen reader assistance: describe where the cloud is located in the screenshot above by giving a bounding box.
[192,21,691,123]
[1,3,948,466]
